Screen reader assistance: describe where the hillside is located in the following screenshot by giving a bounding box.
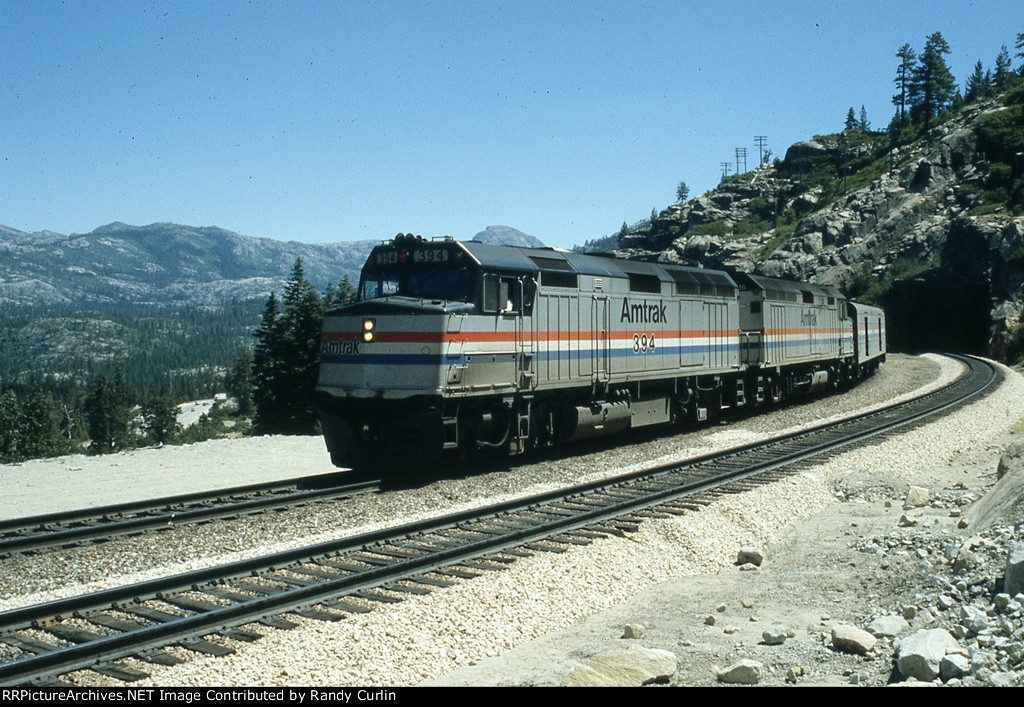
[0,222,376,307]
[615,82,1024,362]
[0,222,546,308]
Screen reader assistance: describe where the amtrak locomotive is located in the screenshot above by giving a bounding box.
[315,233,886,471]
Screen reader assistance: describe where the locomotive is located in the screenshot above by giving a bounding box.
[315,233,885,471]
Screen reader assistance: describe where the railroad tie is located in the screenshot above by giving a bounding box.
[288,606,347,622]
[178,637,234,657]
[91,662,151,682]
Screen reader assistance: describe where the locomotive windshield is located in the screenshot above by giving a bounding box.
[359,266,475,303]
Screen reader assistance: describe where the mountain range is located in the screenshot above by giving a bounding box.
[0,222,544,307]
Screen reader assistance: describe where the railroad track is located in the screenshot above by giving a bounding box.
[0,474,379,557]
[0,355,1000,686]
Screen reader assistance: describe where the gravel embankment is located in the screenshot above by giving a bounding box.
[15,352,1015,688]
[57,354,1023,687]
[1,354,944,611]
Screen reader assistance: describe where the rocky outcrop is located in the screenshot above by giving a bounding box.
[617,95,1024,359]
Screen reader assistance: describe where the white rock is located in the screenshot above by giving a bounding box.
[896,629,960,681]
[831,624,877,655]
[904,486,931,508]
[564,646,677,687]
[762,625,788,645]
[866,615,910,638]
[717,659,763,685]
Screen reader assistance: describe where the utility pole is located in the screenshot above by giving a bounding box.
[754,136,768,164]
[735,147,747,175]
[720,162,732,178]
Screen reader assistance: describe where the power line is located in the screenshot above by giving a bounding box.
[720,162,732,178]
[735,147,747,175]
[754,136,768,164]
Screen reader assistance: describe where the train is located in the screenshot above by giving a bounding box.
[315,233,886,471]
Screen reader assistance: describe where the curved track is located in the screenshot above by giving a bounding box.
[0,355,1000,685]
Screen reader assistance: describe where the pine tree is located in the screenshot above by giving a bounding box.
[909,32,957,130]
[18,389,65,459]
[995,44,1012,89]
[965,60,990,102]
[252,292,284,433]
[141,393,179,445]
[252,258,326,434]
[858,105,870,131]
[338,274,357,303]
[892,43,917,125]
[85,368,134,454]
[0,389,22,463]
[1016,33,1024,74]
[226,349,255,416]
[845,107,858,130]
[675,181,690,202]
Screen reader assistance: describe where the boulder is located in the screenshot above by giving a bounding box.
[716,659,763,685]
[866,615,910,638]
[896,629,960,681]
[1006,542,1024,597]
[622,624,644,639]
[959,606,989,635]
[762,625,788,646]
[831,624,877,655]
[736,546,764,567]
[904,486,931,508]
[783,140,828,163]
[996,440,1024,481]
[564,645,677,687]
[939,654,970,681]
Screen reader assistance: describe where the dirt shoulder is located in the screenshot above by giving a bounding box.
[430,363,1024,687]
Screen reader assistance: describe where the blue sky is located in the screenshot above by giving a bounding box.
[2,1,1021,249]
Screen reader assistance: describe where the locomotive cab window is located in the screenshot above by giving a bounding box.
[801,290,815,304]
[482,273,526,314]
[359,266,475,303]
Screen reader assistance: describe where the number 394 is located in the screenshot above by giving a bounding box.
[632,333,655,353]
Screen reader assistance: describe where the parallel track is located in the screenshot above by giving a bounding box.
[0,355,1000,685]
[0,475,379,556]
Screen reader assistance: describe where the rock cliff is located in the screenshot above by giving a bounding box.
[616,93,1024,360]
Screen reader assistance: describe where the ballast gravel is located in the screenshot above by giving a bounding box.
[8,354,1021,687]
[1,355,945,609]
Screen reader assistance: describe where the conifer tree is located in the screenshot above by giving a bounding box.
[141,393,179,445]
[252,258,326,434]
[675,181,690,202]
[858,105,870,131]
[85,368,134,454]
[0,390,21,463]
[845,107,858,130]
[18,389,65,459]
[252,292,284,433]
[227,349,255,416]
[995,44,1012,89]
[965,60,990,102]
[909,32,957,130]
[892,43,917,125]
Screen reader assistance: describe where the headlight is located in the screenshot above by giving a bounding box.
[363,319,375,342]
